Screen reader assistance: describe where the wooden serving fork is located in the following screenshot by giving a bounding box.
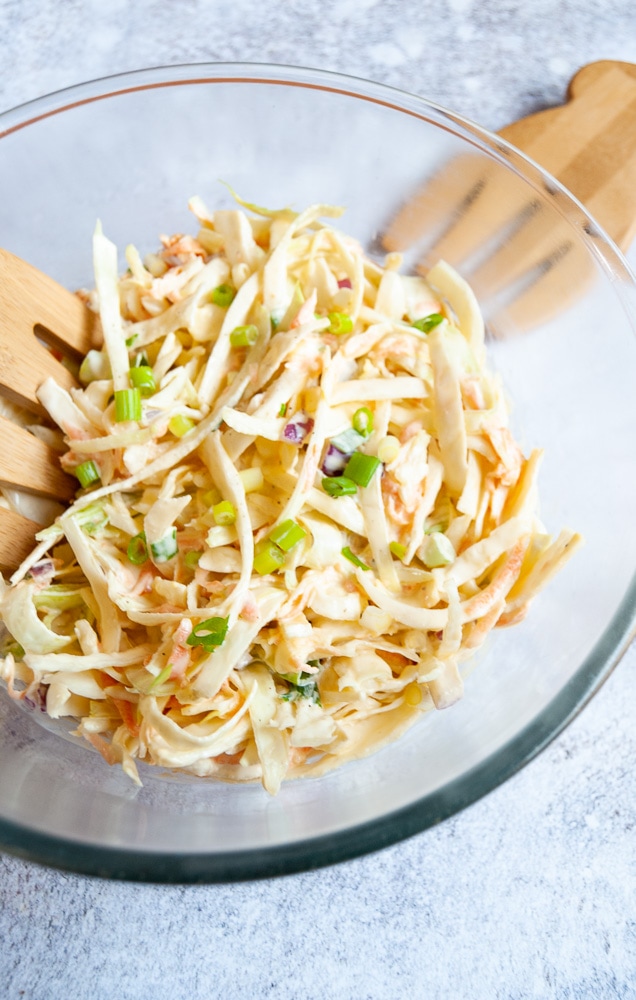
[383,60,636,330]
[0,249,99,572]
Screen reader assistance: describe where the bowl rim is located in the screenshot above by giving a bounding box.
[1,60,635,883]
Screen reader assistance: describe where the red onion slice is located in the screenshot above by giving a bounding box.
[321,444,348,476]
[283,413,314,444]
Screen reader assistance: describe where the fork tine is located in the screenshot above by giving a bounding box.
[381,61,636,332]
[467,202,580,298]
[497,240,594,331]
[430,62,636,273]
[456,87,636,321]
[382,153,488,254]
[0,249,98,356]
[417,160,537,271]
[0,249,99,411]
[0,415,75,500]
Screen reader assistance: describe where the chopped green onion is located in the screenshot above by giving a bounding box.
[321,476,357,498]
[343,452,381,488]
[269,519,307,552]
[352,407,373,436]
[150,528,178,563]
[229,324,258,347]
[75,460,100,489]
[129,365,156,397]
[412,312,444,333]
[330,427,366,454]
[168,414,195,438]
[389,541,407,560]
[186,616,229,651]
[114,387,142,423]
[342,546,369,571]
[280,672,321,705]
[150,663,174,690]
[327,311,353,335]
[253,540,287,576]
[184,550,201,569]
[127,532,148,565]
[213,500,236,526]
[421,533,456,568]
[125,334,138,347]
[278,402,287,417]
[210,283,235,307]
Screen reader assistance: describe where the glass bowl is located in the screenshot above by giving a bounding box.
[0,63,635,883]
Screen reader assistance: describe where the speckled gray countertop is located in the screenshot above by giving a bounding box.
[1,2,636,998]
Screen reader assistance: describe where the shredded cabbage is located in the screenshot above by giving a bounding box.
[0,195,582,793]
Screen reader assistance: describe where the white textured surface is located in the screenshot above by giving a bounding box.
[1,1,636,998]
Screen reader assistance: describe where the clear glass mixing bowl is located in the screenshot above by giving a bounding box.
[0,63,635,882]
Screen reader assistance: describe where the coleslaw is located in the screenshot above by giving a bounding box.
[0,194,582,793]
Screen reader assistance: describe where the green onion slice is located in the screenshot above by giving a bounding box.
[321,476,357,498]
[253,540,287,576]
[168,414,195,438]
[343,452,381,488]
[129,365,156,397]
[210,283,235,307]
[330,427,366,454]
[114,387,142,423]
[389,541,407,560]
[280,672,321,705]
[186,616,229,651]
[342,546,370,570]
[184,550,201,569]
[127,532,148,565]
[75,460,100,489]
[269,519,307,552]
[412,313,444,333]
[327,311,353,335]
[212,500,236,526]
[352,407,374,436]
[229,324,258,347]
[150,528,178,563]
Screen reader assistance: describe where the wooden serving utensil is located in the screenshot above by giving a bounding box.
[0,248,98,572]
[383,60,636,328]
